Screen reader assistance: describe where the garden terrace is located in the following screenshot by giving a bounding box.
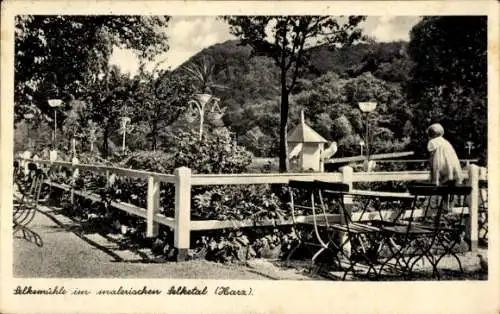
[19,158,486,262]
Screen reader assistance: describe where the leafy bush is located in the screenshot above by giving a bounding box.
[119,150,175,173]
[163,128,252,174]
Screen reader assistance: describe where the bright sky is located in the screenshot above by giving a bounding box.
[109,16,422,75]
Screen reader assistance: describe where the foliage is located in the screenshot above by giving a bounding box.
[84,66,138,156]
[119,150,174,172]
[222,16,367,171]
[132,69,194,150]
[15,15,170,123]
[162,128,252,174]
[181,57,227,95]
[288,71,411,157]
[406,16,487,163]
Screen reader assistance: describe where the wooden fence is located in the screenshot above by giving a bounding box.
[19,159,486,261]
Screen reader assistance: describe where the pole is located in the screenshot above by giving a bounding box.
[365,113,369,158]
[122,130,126,152]
[199,107,204,141]
[54,109,57,147]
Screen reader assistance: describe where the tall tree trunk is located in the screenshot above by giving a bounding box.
[279,85,289,173]
[278,23,290,173]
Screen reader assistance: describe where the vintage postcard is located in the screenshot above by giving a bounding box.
[1,1,499,313]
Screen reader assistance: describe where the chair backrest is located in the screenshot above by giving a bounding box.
[408,184,471,196]
[288,180,316,191]
[313,180,350,194]
[479,180,487,189]
[28,162,38,171]
[288,180,350,194]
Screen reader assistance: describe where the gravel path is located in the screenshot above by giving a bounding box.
[13,207,266,279]
[13,205,487,280]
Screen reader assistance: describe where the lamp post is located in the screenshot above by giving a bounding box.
[23,113,35,150]
[466,141,474,157]
[358,102,377,158]
[88,120,97,153]
[121,117,131,153]
[188,93,221,141]
[465,141,474,167]
[359,140,365,157]
[48,99,63,150]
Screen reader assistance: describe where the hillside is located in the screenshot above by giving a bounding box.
[176,40,413,157]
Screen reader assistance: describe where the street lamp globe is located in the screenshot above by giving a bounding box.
[48,99,63,108]
[194,93,213,106]
[358,102,377,113]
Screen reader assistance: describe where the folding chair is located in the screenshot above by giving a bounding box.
[288,180,405,280]
[478,180,488,245]
[13,162,45,233]
[287,180,348,275]
[314,181,414,280]
[380,184,471,279]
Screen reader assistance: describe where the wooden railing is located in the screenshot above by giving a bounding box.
[18,158,486,261]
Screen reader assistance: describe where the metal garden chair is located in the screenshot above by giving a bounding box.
[478,179,488,245]
[379,184,471,279]
[13,162,45,246]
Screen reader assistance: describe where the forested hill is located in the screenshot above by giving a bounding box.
[176,39,414,157]
[178,40,411,107]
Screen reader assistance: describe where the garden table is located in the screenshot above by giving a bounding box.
[287,180,415,280]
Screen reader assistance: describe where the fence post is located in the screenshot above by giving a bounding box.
[146,175,160,237]
[174,167,192,261]
[340,166,353,256]
[105,170,110,188]
[467,164,479,251]
[70,157,80,205]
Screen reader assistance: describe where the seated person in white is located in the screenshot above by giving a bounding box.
[426,123,463,186]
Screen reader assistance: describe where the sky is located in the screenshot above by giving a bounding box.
[109,16,422,75]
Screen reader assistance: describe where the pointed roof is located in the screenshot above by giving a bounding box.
[287,110,328,144]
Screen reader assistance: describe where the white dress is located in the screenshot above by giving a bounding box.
[427,136,463,185]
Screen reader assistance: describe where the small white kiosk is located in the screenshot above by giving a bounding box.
[287,111,329,172]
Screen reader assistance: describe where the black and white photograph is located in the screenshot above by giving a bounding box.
[1,1,499,314]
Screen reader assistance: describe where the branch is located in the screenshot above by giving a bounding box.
[287,23,308,91]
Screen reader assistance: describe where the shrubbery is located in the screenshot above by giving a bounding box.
[35,127,437,264]
[43,128,300,263]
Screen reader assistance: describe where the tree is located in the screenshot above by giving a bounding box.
[85,66,136,156]
[182,58,227,140]
[223,16,366,172]
[15,15,170,122]
[407,16,487,161]
[61,100,88,153]
[134,69,194,150]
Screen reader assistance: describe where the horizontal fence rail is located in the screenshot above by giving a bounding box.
[26,159,176,183]
[17,158,486,260]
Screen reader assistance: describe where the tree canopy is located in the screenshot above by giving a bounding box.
[15,15,170,122]
[406,16,487,162]
[222,16,366,171]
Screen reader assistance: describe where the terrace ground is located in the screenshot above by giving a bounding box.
[13,204,487,280]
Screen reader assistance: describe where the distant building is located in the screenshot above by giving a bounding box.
[287,111,328,172]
